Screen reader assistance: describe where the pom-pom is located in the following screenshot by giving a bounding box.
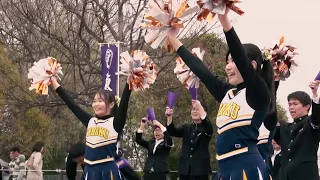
[174,47,205,88]
[141,0,199,51]
[197,0,244,22]
[27,57,63,95]
[119,50,157,91]
[262,36,298,81]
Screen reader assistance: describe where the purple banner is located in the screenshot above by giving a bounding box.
[101,44,118,95]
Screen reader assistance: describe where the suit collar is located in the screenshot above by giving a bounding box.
[293,115,308,122]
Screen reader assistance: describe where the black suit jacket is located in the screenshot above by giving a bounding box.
[135,130,173,173]
[274,115,320,180]
[167,117,213,176]
[268,150,281,180]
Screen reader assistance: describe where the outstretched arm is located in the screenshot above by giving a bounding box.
[264,81,280,131]
[135,118,149,149]
[165,107,185,137]
[218,11,270,110]
[114,83,132,133]
[168,37,234,102]
[51,77,92,127]
[310,81,320,127]
[135,131,149,149]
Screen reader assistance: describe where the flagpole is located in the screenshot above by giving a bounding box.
[116,41,121,97]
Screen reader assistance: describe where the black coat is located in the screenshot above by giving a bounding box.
[274,115,320,180]
[167,117,213,176]
[135,130,173,173]
[268,150,281,180]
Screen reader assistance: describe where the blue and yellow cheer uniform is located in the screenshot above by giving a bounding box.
[176,27,272,179]
[56,84,131,180]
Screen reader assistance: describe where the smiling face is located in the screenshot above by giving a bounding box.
[225,54,244,85]
[154,127,164,140]
[288,98,310,119]
[92,93,114,117]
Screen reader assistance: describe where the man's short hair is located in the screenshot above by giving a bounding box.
[68,143,85,159]
[287,91,312,107]
[10,147,20,153]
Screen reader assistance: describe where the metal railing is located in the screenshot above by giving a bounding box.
[1,169,216,180]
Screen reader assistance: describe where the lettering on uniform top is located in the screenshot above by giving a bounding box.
[86,126,109,139]
[217,102,241,119]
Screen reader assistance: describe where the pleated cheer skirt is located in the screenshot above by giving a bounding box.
[215,153,272,180]
[83,161,122,180]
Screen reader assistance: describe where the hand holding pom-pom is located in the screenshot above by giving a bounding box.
[119,50,157,91]
[141,0,200,51]
[197,0,243,22]
[27,57,63,95]
[174,47,205,88]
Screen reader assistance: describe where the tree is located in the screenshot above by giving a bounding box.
[0,0,218,169]
[0,0,289,171]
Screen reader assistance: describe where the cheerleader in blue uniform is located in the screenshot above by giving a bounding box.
[167,8,275,180]
[50,76,131,180]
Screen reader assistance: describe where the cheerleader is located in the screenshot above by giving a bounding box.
[167,8,275,180]
[50,76,131,180]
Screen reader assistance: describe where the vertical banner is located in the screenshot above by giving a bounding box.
[101,44,119,96]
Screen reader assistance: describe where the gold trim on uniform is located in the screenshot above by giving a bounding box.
[218,121,251,134]
[84,157,114,165]
[216,147,249,160]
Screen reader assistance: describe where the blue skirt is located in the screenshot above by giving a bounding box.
[215,153,272,180]
[83,161,122,180]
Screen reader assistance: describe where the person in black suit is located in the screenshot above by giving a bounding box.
[135,118,173,180]
[65,143,85,180]
[166,100,213,180]
[274,80,320,180]
[268,139,281,180]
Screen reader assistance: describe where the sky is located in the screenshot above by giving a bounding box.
[212,0,320,120]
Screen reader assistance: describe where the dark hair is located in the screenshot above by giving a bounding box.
[94,89,118,116]
[11,147,20,153]
[68,143,85,159]
[32,142,45,152]
[287,91,311,110]
[226,43,276,114]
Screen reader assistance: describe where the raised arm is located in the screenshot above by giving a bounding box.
[168,36,234,102]
[218,10,270,110]
[114,83,132,133]
[51,77,92,127]
[264,81,280,131]
[310,81,320,127]
[165,107,185,137]
[273,124,281,145]
[135,118,149,149]
[193,100,214,137]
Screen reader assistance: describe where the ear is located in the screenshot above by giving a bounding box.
[108,101,115,109]
[251,60,257,70]
[306,104,311,111]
